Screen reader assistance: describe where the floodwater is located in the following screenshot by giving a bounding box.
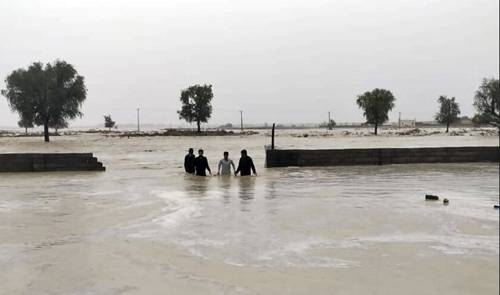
[0,130,499,294]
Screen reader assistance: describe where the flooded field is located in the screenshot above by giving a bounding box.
[0,130,499,294]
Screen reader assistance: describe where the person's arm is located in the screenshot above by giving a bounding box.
[217,160,222,175]
[184,155,188,171]
[235,159,241,175]
[250,158,256,175]
[230,160,236,173]
[206,158,211,174]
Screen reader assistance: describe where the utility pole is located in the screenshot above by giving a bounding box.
[328,111,332,130]
[137,108,140,132]
[271,123,275,150]
[398,112,401,128]
[240,110,243,132]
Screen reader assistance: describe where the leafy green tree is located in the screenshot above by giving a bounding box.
[1,60,87,142]
[104,115,116,131]
[473,78,499,128]
[435,96,460,133]
[177,84,213,132]
[356,88,396,135]
[6,80,37,134]
[50,117,69,134]
[18,116,34,134]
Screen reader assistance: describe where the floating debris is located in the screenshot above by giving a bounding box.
[425,194,439,201]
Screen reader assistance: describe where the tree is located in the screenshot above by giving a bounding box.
[1,60,87,142]
[17,104,36,134]
[356,88,396,135]
[18,116,34,134]
[50,117,69,134]
[473,78,499,128]
[177,84,213,132]
[435,96,460,133]
[104,115,116,131]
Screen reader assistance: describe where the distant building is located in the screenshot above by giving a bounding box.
[398,119,416,128]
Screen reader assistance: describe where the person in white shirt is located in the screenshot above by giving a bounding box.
[217,151,235,176]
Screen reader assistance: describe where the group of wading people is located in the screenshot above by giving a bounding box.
[184,148,257,176]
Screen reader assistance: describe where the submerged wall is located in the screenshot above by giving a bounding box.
[0,153,105,172]
[266,146,499,168]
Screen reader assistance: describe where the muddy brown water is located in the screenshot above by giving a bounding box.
[0,130,498,294]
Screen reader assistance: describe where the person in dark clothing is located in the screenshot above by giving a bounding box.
[184,148,196,174]
[235,149,257,176]
[194,149,211,176]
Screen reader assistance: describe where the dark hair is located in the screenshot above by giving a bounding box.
[241,149,247,155]
[188,148,194,153]
[198,149,204,153]
[223,151,229,156]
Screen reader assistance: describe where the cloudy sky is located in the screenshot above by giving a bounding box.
[0,0,498,127]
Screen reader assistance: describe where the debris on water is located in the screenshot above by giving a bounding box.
[494,205,499,209]
[425,194,439,201]
[443,198,449,205]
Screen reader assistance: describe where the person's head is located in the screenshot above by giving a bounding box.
[188,148,194,154]
[223,151,229,160]
[198,149,204,156]
[241,149,247,156]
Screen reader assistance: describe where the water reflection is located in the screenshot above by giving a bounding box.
[218,176,233,204]
[264,175,279,200]
[237,177,256,212]
[183,175,210,198]
[238,177,256,201]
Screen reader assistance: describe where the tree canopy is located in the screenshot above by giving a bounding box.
[356,88,395,135]
[50,117,69,134]
[473,78,499,128]
[104,115,116,130]
[177,84,213,132]
[18,116,34,133]
[1,60,87,141]
[435,96,460,133]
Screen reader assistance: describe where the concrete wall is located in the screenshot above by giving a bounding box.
[266,146,499,168]
[0,153,105,172]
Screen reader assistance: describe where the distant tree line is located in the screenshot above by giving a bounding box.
[354,78,498,134]
[1,59,498,140]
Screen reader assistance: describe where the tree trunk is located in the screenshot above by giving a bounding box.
[446,121,449,133]
[197,120,201,133]
[44,120,50,142]
[25,127,28,134]
[374,123,378,135]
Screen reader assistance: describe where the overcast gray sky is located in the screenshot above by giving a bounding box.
[0,0,498,127]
